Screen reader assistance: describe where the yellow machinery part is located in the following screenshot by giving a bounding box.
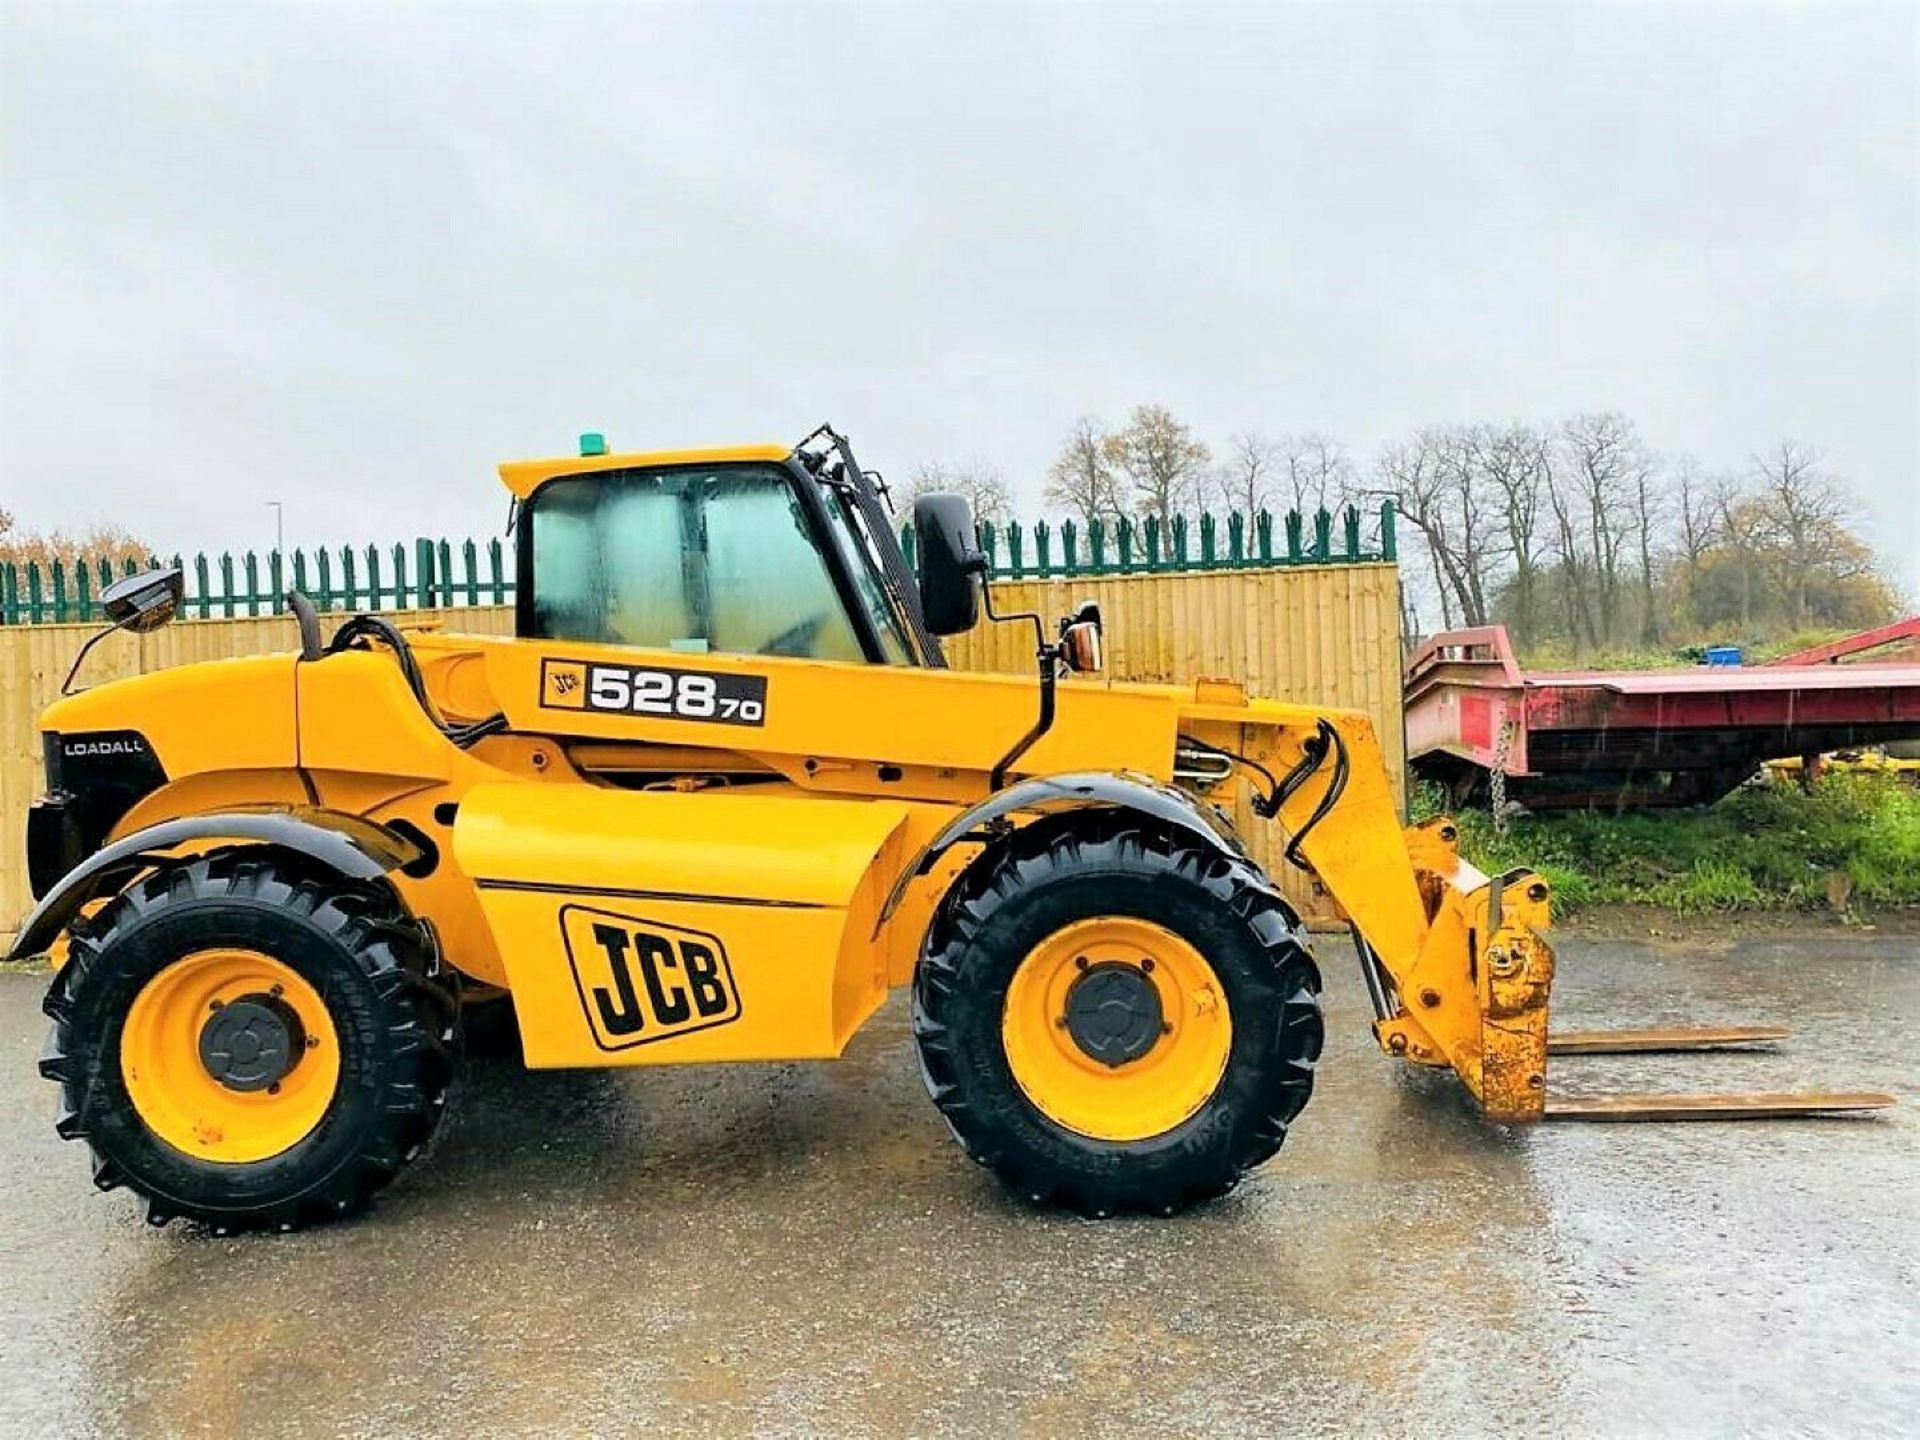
[120,949,340,1163]
[476,634,1188,784]
[40,619,1565,1123]
[498,443,794,499]
[453,781,920,1066]
[1370,841,1555,1122]
[1001,916,1232,1142]
[297,650,456,785]
[42,654,299,775]
[1254,721,1558,1121]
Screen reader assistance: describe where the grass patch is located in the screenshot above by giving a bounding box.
[1413,772,1920,919]
[1517,629,1852,673]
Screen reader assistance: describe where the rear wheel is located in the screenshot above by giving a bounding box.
[913,818,1322,1216]
[40,851,459,1232]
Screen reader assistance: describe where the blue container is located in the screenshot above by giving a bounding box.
[1704,645,1742,666]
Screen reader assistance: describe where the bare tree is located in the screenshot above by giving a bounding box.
[1374,411,1892,652]
[1629,451,1663,645]
[1670,456,1717,630]
[1378,431,1473,628]
[1710,474,1766,631]
[1751,440,1850,628]
[1556,412,1643,647]
[1043,418,1124,526]
[1102,405,1211,521]
[1395,545,1445,647]
[899,459,1014,525]
[1381,425,1527,629]
[1219,431,1277,515]
[1673,458,1715,571]
[1276,432,1357,518]
[1542,462,1595,648]
[1399,578,1425,653]
[1477,424,1551,646]
[1437,429,1503,626]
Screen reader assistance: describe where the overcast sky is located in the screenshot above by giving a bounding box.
[3,1,1915,597]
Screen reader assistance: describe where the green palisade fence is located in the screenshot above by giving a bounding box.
[0,539,516,626]
[0,502,1394,625]
[902,501,1397,579]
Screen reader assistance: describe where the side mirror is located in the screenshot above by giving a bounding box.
[1060,600,1104,673]
[913,494,986,635]
[61,565,185,694]
[101,566,184,634]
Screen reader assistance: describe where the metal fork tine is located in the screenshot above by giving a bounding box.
[1545,1091,1894,1121]
[1548,1025,1788,1055]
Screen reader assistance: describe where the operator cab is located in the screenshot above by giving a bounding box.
[502,427,945,668]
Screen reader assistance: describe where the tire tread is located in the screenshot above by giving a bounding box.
[912,815,1323,1217]
[41,849,459,1232]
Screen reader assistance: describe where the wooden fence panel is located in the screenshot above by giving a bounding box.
[1,567,1400,935]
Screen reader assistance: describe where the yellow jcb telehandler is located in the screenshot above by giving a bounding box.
[14,426,1891,1231]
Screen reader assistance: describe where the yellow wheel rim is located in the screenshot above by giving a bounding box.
[120,948,340,1164]
[1001,917,1233,1142]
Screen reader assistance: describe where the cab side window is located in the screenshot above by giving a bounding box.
[526,466,867,662]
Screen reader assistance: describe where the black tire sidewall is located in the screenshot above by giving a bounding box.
[67,893,397,1218]
[920,834,1317,1206]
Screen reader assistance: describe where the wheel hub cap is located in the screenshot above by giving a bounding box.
[197,995,305,1092]
[1001,916,1234,1143]
[1063,963,1164,1067]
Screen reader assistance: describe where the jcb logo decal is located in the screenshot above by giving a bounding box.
[543,661,588,708]
[559,904,742,1051]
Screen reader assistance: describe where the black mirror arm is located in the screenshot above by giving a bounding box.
[61,615,133,696]
[983,580,1064,791]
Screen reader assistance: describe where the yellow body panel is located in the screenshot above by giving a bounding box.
[298,651,455,784]
[498,444,793,499]
[454,782,915,1065]
[44,654,298,774]
[487,634,1190,785]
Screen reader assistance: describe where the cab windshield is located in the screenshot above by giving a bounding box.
[816,484,918,663]
[524,463,913,664]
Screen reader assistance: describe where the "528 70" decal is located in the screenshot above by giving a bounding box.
[540,658,768,726]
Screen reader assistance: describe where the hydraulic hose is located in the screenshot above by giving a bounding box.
[325,614,505,749]
[1178,721,1350,872]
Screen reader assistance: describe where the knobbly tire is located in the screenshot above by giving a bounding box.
[913,817,1323,1217]
[39,850,460,1233]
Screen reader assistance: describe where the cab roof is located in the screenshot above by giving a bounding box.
[498,443,794,500]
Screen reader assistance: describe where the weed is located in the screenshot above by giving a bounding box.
[1412,772,1920,918]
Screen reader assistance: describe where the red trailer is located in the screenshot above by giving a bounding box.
[1404,623,1920,808]
[1770,616,1920,667]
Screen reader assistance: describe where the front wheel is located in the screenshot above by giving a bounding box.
[912,818,1323,1216]
[40,851,459,1232]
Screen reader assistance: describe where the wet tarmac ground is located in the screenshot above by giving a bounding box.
[1,926,1914,1438]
